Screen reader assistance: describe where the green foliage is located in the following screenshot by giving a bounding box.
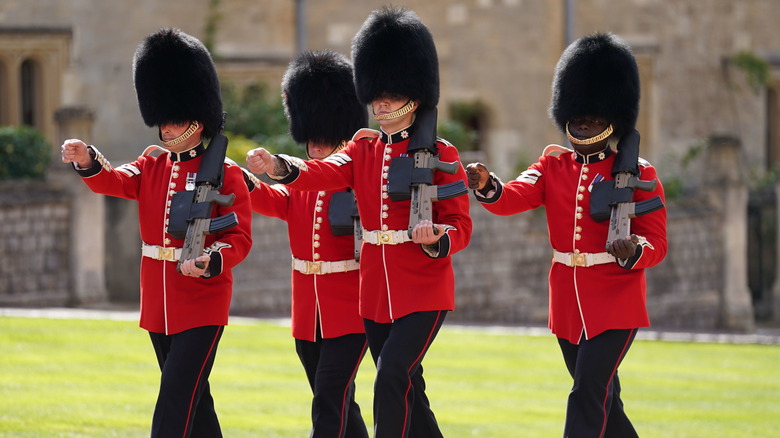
[0,125,51,181]
[221,81,300,161]
[3,315,779,437]
[447,100,487,151]
[438,119,479,152]
[731,50,771,93]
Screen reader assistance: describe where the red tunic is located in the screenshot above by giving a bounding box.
[276,128,472,323]
[76,144,253,335]
[247,178,364,341]
[476,146,667,344]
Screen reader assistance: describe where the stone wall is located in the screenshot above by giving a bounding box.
[0,179,754,332]
[0,182,71,306]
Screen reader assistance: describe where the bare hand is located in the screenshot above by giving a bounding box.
[246,147,278,175]
[411,220,446,245]
[607,235,639,259]
[178,255,210,277]
[466,162,490,191]
[61,139,93,168]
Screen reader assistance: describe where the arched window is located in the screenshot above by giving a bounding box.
[20,58,41,127]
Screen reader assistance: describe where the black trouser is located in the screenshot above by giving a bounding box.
[557,328,639,438]
[149,325,224,438]
[363,310,447,438]
[295,332,370,438]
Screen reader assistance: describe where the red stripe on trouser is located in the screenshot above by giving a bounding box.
[337,339,369,438]
[181,326,222,438]
[401,310,444,437]
[598,328,635,438]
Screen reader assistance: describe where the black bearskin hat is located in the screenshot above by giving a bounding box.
[133,28,223,139]
[549,33,640,137]
[282,50,367,145]
[351,6,439,110]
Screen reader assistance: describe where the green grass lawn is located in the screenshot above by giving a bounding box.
[1,315,779,437]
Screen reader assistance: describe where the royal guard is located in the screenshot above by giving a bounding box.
[243,50,370,438]
[61,28,253,438]
[246,7,472,437]
[467,33,667,437]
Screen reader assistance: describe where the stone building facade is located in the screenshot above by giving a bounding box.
[1,0,779,330]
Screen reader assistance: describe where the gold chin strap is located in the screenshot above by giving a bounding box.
[161,121,200,148]
[566,122,614,146]
[373,100,416,121]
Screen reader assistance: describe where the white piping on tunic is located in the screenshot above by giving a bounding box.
[572,162,588,342]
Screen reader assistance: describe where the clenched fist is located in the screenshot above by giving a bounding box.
[61,139,93,169]
[465,162,490,191]
[246,147,277,175]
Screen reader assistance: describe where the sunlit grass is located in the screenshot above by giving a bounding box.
[1,316,779,437]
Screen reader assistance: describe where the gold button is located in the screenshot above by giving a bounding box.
[383,166,390,172]
[382,193,389,199]
[169,182,176,188]
[318,191,326,196]
[575,226,582,232]
[382,224,389,231]
[164,238,171,245]
[314,224,321,230]
[382,173,389,179]
[576,206,583,212]
[316,217,323,223]
[314,234,320,240]
[576,213,583,220]
[313,253,320,260]
[172,172,179,179]
[382,204,389,211]
[385,147,392,154]
[168,190,175,197]
[581,174,588,180]
[316,200,324,206]
[578,186,586,192]
[582,166,589,173]
[575,234,582,240]
[315,207,322,212]
[172,165,180,172]
[313,241,320,248]
[382,212,389,219]
[577,194,584,201]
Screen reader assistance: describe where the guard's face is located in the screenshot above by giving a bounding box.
[160,121,203,153]
[307,141,338,160]
[372,95,416,132]
[568,116,610,154]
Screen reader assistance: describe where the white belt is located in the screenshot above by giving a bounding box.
[292,257,360,275]
[553,250,615,267]
[361,228,413,245]
[142,243,182,262]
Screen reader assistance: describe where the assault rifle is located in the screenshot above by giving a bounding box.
[386,107,468,238]
[168,117,238,272]
[589,129,664,249]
